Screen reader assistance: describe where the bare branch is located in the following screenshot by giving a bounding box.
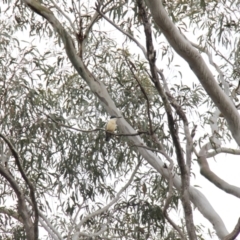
[207,147,240,158]
[190,40,230,96]
[78,225,108,238]
[83,11,99,43]
[162,151,187,240]
[164,214,187,240]
[198,144,240,198]
[83,1,127,55]
[39,219,60,240]
[45,112,150,136]
[68,202,84,240]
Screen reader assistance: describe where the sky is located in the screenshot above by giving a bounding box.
[1,1,240,239]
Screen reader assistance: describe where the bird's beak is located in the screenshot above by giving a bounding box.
[117,116,122,118]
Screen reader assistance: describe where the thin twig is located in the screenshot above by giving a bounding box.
[45,113,150,136]
[49,0,77,34]
[94,2,147,58]
[73,161,141,240]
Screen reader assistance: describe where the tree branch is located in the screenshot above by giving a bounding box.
[165,92,193,172]
[146,0,240,146]
[25,196,63,240]
[130,144,173,164]
[137,0,196,238]
[190,40,230,96]
[207,147,240,158]
[0,133,38,239]
[162,152,187,240]
[198,144,240,198]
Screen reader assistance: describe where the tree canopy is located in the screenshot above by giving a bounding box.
[1,0,240,239]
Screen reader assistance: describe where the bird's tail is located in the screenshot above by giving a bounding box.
[105,132,111,141]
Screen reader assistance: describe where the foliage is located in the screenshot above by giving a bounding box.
[0,0,240,239]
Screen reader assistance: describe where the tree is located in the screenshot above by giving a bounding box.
[0,0,240,239]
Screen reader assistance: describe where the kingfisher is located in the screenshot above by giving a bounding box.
[105,116,121,141]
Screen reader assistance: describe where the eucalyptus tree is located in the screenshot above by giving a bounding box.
[0,0,240,239]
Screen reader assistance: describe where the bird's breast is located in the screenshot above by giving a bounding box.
[106,121,117,132]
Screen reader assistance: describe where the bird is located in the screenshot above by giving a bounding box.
[105,116,121,141]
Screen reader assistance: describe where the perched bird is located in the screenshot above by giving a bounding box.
[105,116,121,141]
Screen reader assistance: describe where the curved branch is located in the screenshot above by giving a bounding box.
[207,147,240,158]
[45,112,150,136]
[198,144,240,198]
